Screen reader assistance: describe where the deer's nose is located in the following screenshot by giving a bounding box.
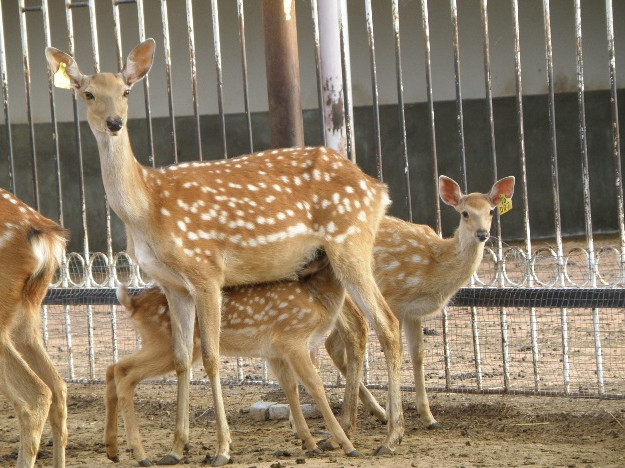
[106,116,123,132]
[476,229,490,242]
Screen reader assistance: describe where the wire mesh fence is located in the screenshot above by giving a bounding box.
[1,1,624,401]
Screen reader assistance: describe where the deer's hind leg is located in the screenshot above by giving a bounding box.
[325,296,386,437]
[12,309,67,468]
[325,244,403,454]
[0,332,51,468]
[284,349,358,457]
[106,349,176,466]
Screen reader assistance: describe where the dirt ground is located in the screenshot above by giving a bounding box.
[0,383,623,468]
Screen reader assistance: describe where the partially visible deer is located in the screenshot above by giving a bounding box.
[46,39,402,465]
[105,254,359,466]
[326,175,515,435]
[0,189,69,468]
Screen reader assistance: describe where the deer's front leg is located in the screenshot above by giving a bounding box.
[405,316,438,429]
[104,364,121,462]
[158,291,196,465]
[194,282,231,467]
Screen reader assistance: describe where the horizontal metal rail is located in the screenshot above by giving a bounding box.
[44,286,625,309]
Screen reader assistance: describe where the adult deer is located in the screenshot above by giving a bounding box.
[105,254,358,466]
[0,189,69,468]
[326,175,515,435]
[45,39,402,465]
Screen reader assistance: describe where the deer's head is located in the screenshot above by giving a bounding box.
[45,39,155,137]
[439,175,515,245]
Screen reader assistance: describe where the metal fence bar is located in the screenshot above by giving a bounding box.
[605,0,624,281]
[542,0,571,395]
[237,0,253,153]
[391,0,412,220]
[185,0,201,160]
[211,0,227,158]
[338,1,355,162]
[310,0,325,148]
[572,0,604,395]
[160,0,177,163]
[0,0,15,194]
[449,0,466,192]
[364,0,382,181]
[18,1,41,210]
[42,0,64,226]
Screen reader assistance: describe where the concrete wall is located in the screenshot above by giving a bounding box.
[1,0,624,252]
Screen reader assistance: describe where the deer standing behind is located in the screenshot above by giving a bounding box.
[0,189,69,468]
[105,254,359,466]
[46,39,403,466]
[326,175,515,435]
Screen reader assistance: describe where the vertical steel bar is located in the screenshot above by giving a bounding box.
[186,0,202,160]
[237,0,253,153]
[542,0,569,394]
[42,0,64,225]
[365,0,382,181]
[572,0,603,395]
[18,1,41,209]
[160,0,178,163]
[421,0,440,231]
[136,0,155,165]
[0,0,16,194]
[318,0,347,155]
[363,346,370,386]
[237,357,243,382]
[337,1,355,162]
[211,0,227,158]
[310,0,326,148]
[391,0,412,221]
[449,0,467,192]
[42,306,49,349]
[605,0,625,282]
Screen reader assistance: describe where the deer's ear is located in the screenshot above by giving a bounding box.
[488,176,515,204]
[45,47,84,89]
[439,175,463,207]
[122,39,155,86]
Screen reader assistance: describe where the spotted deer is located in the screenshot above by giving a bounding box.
[325,175,515,435]
[45,39,402,465]
[105,254,359,466]
[0,189,69,468]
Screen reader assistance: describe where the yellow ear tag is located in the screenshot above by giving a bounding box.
[53,62,71,89]
[498,194,512,215]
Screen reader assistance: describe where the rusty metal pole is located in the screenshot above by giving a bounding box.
[261,0,304,148]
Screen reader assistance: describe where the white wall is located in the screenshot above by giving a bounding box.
[1,0,623,124]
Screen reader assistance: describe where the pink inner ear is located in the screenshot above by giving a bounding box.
[439,177,462,206]
[491,178,515,203]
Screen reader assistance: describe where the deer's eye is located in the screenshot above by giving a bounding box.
[462,211,469,219]
[489,209,495,216]
[123,89,130,98]
[84,91,95,100]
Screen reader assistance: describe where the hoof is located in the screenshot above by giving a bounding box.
[202,454,231,466]
[304,448,323,456]
[107,454,120,463]
[316,439,337,451]
[346,450,360,457]
[156,454,180,465]
[139,459,152,467]
[373,445,394,456]
[426,422,440,430]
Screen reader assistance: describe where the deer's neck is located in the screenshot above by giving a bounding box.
[93,128,150,224]
[435,229,485,288]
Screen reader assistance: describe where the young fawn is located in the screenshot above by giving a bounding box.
[105,254,359,466]
[0,189,69,468]
[325,175,515,435]
[46,39,402,464]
